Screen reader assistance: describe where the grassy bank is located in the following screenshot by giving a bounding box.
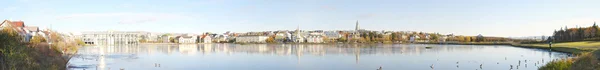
[513,41,600,54]
[539,50,600,70]
[419,41,597,54]
[419,42,514,45]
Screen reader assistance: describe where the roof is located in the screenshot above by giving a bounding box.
[1,20,25,27]
[201,34,209,39]
[24,26,39,32]
[179,36,194,38]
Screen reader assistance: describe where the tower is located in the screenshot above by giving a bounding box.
[355,20,359,31]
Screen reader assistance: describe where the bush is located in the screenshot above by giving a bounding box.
[570,51,600,70]
[539,58,574,70]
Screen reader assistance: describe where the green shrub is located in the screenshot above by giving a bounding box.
[539,58,574,70]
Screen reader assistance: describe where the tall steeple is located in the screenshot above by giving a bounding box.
[296,24,299,32]
[355,20,359,31]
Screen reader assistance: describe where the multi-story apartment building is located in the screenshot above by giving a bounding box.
[81,31,149,45]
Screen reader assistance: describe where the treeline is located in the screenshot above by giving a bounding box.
[553,22,600,42]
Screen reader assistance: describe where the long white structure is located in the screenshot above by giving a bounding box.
[235,36,269,43]
[82,31,149,45]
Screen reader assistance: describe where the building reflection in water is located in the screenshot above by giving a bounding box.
[90,44,507,57]
[85,44,553,65]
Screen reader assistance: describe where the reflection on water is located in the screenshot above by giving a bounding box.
[68,44,570,70]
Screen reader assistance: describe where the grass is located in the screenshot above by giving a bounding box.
[539,51,600,70]
[514,41,600,54]
[539,58,575,70]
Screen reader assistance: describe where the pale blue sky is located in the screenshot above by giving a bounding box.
[1,0,599,37]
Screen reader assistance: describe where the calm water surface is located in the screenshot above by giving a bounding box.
[68,44,571,70]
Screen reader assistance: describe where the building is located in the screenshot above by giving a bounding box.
[292,26,305,43]
[201,34,212,43]
[213,34,228,43]
[274,31,291,43]
[146,33,160,42]
[1,20,31,42]
[81,31,149,45]
[178,35,198,44]
[160,36,172,43]
[306,35,324,43]
[324,31,342,39]
[235,36,269,43]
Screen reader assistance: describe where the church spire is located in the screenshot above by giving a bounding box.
[355,20,359,31]
[296,24,299,32]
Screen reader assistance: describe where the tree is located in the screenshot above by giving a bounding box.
[464,36,472,42]
[338,36,347,42]
[390,33,398,41]
[322,36,330,43]
[75,38,85,45]
[47,31,63,43]
[29,35,47,44]
[139,38,147,43]
[430,35,439,41]
[169,37,176,43]
[266,36,275,43]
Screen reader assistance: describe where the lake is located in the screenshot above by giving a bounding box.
[67,44,571,70]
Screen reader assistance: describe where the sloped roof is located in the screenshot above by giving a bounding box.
[24,26,39,32]
[1,20,25,27]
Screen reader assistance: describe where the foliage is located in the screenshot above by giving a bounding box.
[570,52,600,70]
[554,22,599,42]
[337,36,347,42]
[139,38,147,43]
[0,28,66,70]
[266,36,275,43]
[169,37,176,43]
[29,35,46,44]
[430,34,439,41]
[539,58,574,70]
[322,36,330,43]
[75,38,85,45]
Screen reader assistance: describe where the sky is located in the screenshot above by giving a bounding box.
[1,0,600,37]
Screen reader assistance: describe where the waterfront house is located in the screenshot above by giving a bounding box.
[274,31,291,43]
[324,31,342,40]
[306,35,324,43]
[178,36,197,44]
[213,34,228,43]
[178,34,198,44]
[201,34,212,43]
[235,35,269,43]
[291,30,305,43]
[1,20,30,42]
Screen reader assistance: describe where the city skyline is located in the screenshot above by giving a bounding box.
[2,0,600,37]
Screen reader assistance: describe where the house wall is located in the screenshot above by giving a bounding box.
[235,36,268,43]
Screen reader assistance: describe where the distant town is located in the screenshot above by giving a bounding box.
[1,20,548,45]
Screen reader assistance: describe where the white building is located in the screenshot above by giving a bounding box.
[291,31,305,43]
[81,31,149,45]
[178,34,198,44]
[306,35,324,43]
[201,35,212,43]
[235,36,269,43]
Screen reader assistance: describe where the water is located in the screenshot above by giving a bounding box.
[68,44,571,70]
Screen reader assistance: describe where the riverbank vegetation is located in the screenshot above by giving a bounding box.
[540,51,600,70]
[0,28,77,70]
